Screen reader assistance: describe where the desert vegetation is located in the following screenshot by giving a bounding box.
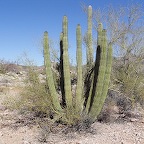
[0,3,144,144]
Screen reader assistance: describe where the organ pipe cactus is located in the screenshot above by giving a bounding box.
[43,5,113,124]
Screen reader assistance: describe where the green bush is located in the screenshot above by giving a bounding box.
[112,57,144,106]
[15,67,53,116]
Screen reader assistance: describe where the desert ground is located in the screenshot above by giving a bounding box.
[0,70,144,144]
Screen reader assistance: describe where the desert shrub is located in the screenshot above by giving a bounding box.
[112,57,144,106]
[97,90,133,123]
[0,59,8,74]
[0,59,20,74]
[89,2,144,108]
[14,66,53,117]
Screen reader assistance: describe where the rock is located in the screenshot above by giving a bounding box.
[0,106,6,111]
[38,74,46,83]
[130,118,138,122]
[22,141,30,144]
[140,118,144,123]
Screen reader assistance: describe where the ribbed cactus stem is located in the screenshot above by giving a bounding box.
[63,16,68,40]
[75,24,83,113]
[87,5,93,68]
[84,5,93,113]
[62,16,73,109]
[43,31,62,112]
[96,43,113,116]
[59,32,66,106]
[85,46,101,114]
[85,23,103,113]
[97,23,103,46]
[88,29,107,121]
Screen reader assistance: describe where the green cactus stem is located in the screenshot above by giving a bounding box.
[97,23,103,46]
[62,16,73,109]
[59,32,66,106]
[87,5,93,68]
[96,43,113,116]
[75,24,83,113]
[85,45,101,114]
[43,31,62,112]
[88,29,107,120]
[84,5,94,111]
[85,23,103,113]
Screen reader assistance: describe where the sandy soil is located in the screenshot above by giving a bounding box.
[0,87,144,144]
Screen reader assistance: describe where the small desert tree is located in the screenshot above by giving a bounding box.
[85,3,144,105]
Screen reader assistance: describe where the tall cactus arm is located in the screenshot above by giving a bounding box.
[59,32,66,106]
[87,5,93,68]
[43,31,62,112]
[62,16,73,109]
[63,16,68,40]
[85,45,101,114]
[84,5,94,113]
[96,43,113,116]
[75,24,83,113]
[85,23,103,113]
[97,23,103,46]
[88,29,107,121]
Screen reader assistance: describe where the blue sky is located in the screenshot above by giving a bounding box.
[0,0,143,66]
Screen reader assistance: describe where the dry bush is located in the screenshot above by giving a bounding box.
[97,90,133,123]
[9,66,53,118]
[112,57,144,106]
[0,59,9,74]
[0,59,20,74]
[85,3,144,107]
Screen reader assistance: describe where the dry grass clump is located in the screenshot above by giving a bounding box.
[3,66,52,119]
[21,68,53,116]
[0,59,21,74]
